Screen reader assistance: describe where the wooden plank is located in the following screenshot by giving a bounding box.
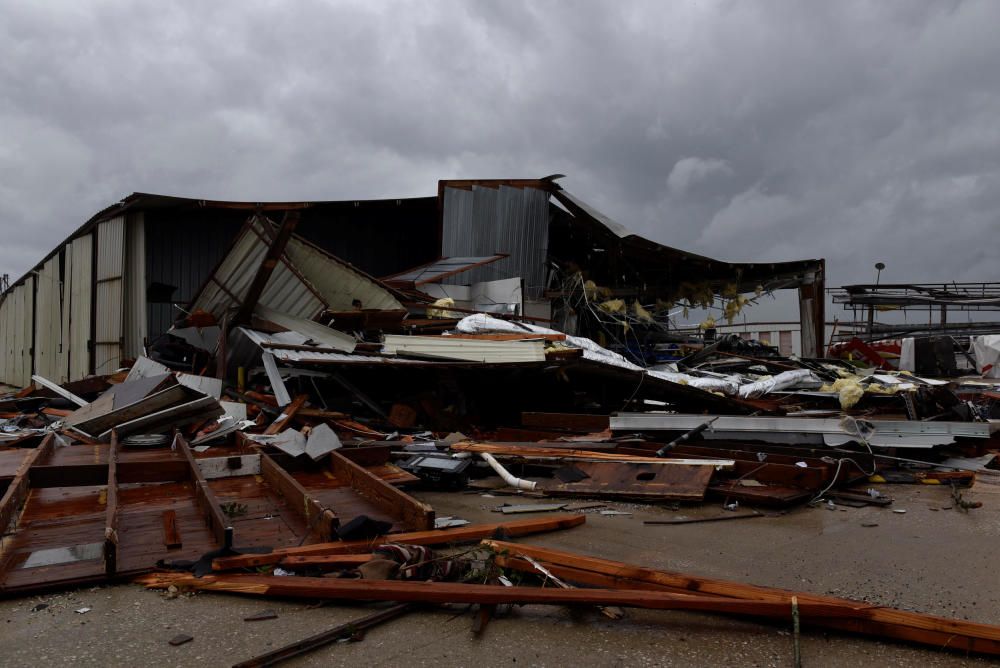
[541,461,714,501]
[296,407,350,420]
[143,573,875,619]
[259,454,338,542]
[485,541,1000,656]
[278,554,375,570]
[0,434,54,535]
[212,514,586,571]
[175,433,233,548]
[197,454,261,480]
[103,431,120,576]
[328,450,434,531]
[162,510,182,549]
[451,442,731,467]
[264,394,308,435]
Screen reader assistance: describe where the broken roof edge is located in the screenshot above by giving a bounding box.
[434,176,823,291]
[549,186,824,288]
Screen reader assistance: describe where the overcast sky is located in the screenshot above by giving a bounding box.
[2,1,998,311]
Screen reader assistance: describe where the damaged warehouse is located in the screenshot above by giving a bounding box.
[2,175,1000,664]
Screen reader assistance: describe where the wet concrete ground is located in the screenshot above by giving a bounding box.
[2,482,1000,666]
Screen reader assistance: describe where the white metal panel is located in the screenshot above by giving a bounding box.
[33,256,63,380]
[7,278,36,388]
[190,216,402,322]
[123,213,148,359]
[68,235,93,381]
[282,233,402,311]
[11,285,24,387]
[23,277,34,387]
[95,217,125,374]
[58,244,72,382]
[0,290,12,384]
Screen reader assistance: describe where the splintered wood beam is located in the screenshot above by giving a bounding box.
[328,450,434,531]
[264,394,308,435]
[0,434,54,537]
[103,431,120,576]
[140,574,872,618]
[175,433,233,548]
[259,453,338,542]
[233,211,300,326]
[484,541,1000,657]
[211,514,586,571]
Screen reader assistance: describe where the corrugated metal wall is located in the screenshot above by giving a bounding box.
[144,210,244,342]
[94,216,125,375]
[0,278,35,387]
[441,185,550,299]
[32,255,63,381]
[123,213,147,359]
[67,235,93,381]
[294,198,438,279]
[0,287,18,385]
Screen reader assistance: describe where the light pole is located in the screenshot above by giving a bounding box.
[869,262,885,337]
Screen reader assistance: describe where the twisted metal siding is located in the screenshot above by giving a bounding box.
[441,185,549,299]
[94,216,125,374]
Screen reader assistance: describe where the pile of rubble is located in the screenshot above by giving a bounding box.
[3,212,1000,663]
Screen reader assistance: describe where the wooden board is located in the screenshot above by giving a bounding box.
[328,451,434,531]
[259,454,338,542]
[211,514,587,571]
[486,540,1000,657]
[541,461,714,501]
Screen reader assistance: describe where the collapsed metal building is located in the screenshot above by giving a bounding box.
[0,177,825,387]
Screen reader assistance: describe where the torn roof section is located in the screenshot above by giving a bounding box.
[187,213,404,329]
[548,186,824,296]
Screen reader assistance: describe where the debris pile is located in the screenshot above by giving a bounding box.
[2,180,1000,660]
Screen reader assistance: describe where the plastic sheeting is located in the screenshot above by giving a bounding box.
[973,335,1000,378]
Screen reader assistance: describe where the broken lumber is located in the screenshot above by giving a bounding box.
[139,573,864,617]
[279,554,376,570]
[484,541,1000,656]
[450,442,733,467]
[264,394,308,435]
[212,514,586,571]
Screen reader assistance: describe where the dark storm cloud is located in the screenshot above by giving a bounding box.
[1,0,997,293]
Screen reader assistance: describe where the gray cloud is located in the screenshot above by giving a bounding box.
[2,0,998,300]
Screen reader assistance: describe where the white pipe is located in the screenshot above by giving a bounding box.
[480,452,537,491]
